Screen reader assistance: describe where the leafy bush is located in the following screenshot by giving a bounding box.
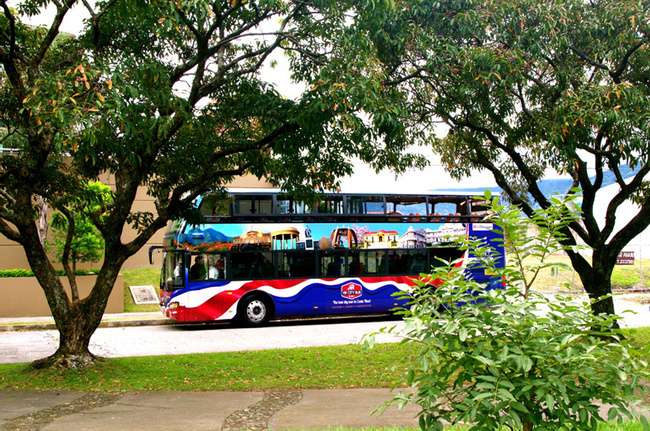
[0,269,34,278]
[367,192,649,431]
[0,269,99,278]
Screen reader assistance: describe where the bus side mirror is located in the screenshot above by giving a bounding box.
[149,246,163,265]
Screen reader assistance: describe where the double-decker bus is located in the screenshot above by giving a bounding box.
[153,190,505,325]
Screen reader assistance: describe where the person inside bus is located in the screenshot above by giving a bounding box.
[208,257,219,280]
[173,260,183,285]
[217,258,225,278]
[190,255,207,280]
[348,255,364,275]
[326,261,339,276]
[207,256,226,280]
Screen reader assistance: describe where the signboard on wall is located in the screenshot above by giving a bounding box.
[616,251,635,265]
[129,285,159,304]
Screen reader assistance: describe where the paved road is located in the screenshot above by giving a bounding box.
[1,293,647,365]
[0,316,404,365]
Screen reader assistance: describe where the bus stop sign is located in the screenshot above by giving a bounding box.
[616,251,635,265]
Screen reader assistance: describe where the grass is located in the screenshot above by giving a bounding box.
[1,328,648,391]
[0,343,418,392]
[628,326,650,349]
[519,254,650,292]
[121,267,161,312]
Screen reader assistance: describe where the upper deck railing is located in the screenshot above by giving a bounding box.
[199,191,492,224]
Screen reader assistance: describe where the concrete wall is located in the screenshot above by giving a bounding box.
[0,274,124,318]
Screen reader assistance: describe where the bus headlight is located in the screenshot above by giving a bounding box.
[168,302,180,309]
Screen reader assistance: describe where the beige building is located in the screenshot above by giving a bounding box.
[0,174,272,271]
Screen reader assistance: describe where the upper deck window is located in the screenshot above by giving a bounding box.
[429,196,468,215]
[276,197,313,215]
[233,195,273,215]
[200,191,493,222]
[385,195,428,217]
[468,198,490,215]
[317,195,344,215]
[347,195,385,215]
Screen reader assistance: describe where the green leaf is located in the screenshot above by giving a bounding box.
[606,407,618,421]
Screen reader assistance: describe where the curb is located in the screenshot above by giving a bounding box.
[0,318,175,332]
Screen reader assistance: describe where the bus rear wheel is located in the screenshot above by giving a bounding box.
[238,295,271,326]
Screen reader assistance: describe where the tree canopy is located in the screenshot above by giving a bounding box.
[0,0,425,367]
[358,0,650,315]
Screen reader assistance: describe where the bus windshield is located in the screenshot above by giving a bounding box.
[161,251,185,291]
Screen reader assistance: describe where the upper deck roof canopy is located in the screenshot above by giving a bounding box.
[198,190,496,223]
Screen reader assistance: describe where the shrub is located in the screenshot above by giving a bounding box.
[0,269,99,277]
[0,269,34,278]
[367,192,649,431]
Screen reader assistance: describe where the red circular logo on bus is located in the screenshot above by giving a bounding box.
[341,282,362,300]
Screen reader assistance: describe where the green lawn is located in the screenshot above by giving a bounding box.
[1,335,648,430]
[0,343,417,391]
[521,254,650,292]
[121,267,161,312]
[1,328,648,392]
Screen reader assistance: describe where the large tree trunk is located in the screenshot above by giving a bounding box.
[32,304,102,369]
[18,209,124,369]
[566,247,618,322]
[29,268,123,369]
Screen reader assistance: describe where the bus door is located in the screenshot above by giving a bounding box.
[318,250,349,314]
[160,250,186,317]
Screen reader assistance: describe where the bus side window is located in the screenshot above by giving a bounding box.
[387,251,408,275]
[321,255,338,277]
[207,254,226,280]
[347,253,364,276]
[407,250,427,275]
[231,253,248,280]
[281,251,316,278]
[189,254,208,281]
[364,251,385,275]
[231,251,274,280]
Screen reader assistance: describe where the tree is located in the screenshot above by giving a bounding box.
[356,0,650,317]
[47,181,112,273]
[367,193,649,431]
[0,0,424,368]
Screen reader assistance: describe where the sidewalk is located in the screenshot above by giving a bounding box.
[0,388,423,431]
[0,312,170,332]
[2,388,649,431]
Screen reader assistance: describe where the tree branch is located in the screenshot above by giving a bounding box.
[56,206,80,302]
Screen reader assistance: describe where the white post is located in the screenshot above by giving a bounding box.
[640,230,644,288]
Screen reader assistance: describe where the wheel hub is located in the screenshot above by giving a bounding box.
[246,299,266,323]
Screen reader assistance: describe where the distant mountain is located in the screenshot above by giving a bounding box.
[436,165,641,201]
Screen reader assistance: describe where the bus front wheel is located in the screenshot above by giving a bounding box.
[238,295,272,326]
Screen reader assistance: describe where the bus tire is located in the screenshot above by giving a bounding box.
[237,294,273,326]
